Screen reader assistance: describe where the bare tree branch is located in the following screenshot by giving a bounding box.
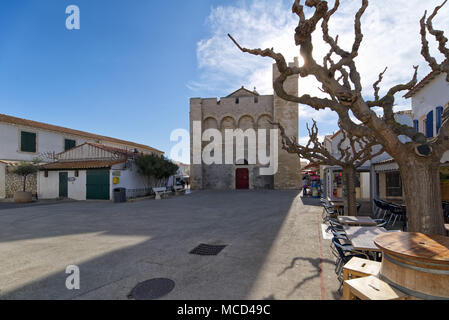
[420,0,449,81]
[372,67,388,102]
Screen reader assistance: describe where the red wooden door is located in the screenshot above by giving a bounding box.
[236,168,249,190]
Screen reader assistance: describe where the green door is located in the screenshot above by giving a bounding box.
[86,169,110,200]
[59,172,68,198]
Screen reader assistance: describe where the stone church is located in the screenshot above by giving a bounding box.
[189,59,302,190]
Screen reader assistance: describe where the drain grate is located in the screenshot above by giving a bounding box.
[189,244,227,256]
[128,278,175,300]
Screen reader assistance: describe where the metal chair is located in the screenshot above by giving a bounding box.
[322,202,338,223]
[374,219,387,228]
[387,204,406,227]
[442,201,449,223]
[332,237,370,292]
[373,199,387,218]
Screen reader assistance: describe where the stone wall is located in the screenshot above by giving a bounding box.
[201,164,274,190]
[273,59,302,190]
[190,60,302,190]
[5,167,37,198]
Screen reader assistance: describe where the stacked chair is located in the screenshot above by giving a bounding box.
[373,198,407,230]
[321,199,372,292]
[322,199,394,293]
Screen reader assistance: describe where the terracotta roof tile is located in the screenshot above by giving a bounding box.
[404,60,447,98]
[373,158,396,165]
[0,113,163,154]
[39,160,126,170]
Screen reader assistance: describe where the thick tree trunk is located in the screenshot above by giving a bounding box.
[342,166,358,216]
[398,159,445,235]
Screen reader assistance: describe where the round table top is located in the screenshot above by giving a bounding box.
[374,232,449,265]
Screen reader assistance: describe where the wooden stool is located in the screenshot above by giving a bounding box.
[343,258,381,299]
[343,257,381,281]
[343,276,409,300]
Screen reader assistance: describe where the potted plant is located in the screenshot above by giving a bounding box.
[12,162,38,203]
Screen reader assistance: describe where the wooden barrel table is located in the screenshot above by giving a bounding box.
[374,232,449,300]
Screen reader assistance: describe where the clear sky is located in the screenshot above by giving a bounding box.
[1,1,448,163]
[0,0,227,161]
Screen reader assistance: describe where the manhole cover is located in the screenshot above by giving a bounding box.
[128,278,175,300]
[190,244,227,256]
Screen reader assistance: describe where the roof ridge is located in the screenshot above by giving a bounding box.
[0,113,163,154]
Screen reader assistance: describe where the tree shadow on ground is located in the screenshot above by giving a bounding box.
[277,256,335,297]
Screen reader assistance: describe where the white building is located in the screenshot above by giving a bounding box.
[404,69,449,201]
[405,70,449,138]
[322,111,413,203]
[0,113,163,199]
[38,143,151,201]
[368,68,449,204]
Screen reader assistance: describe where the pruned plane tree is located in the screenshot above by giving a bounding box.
[229,0,449,234]
[273,120,384,217]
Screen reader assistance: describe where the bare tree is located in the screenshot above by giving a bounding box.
[229,0,449,235]
[274,120,384,216]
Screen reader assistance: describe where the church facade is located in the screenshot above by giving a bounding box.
[189,60,302,190]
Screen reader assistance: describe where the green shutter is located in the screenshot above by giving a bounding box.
[21,131,36,153]
[64,139,76,151]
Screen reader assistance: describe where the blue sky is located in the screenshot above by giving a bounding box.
[0,0,226,160]
[0,1,448,163]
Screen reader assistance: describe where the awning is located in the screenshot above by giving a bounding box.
[373,158,399,172]
[39,160,126,171]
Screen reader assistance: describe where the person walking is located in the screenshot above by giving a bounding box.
[302,177,309,197]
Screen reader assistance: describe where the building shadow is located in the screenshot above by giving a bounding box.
[300,196,322,207]
[0,190,313,300]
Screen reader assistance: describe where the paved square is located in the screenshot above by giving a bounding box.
[0,191,339,300]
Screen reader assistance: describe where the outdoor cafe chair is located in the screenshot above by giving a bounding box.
[373,198,383,218]
[374,219,387,228]
[374,199,390,220]
[322,203,338,223]
[387,204,406,227]
[443,201,449,222]
[329,218,345,232]
[332,237,370,292]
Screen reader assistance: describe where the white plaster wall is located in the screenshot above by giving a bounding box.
[0,123,88,162]
[0,163,6,199]
[360,172,371,200]
[412,73,449,122]
[411,73,449,163]
[110,162,148,199]
[68,170,87,201]
[37,171,59,199]
[38,170,87,200]
[0,122,162,163]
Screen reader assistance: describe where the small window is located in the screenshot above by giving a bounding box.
[44,170,49,178]
[75,170,79,177]
[20,131,37,153]
[64,139,76,151]
[386,172,402,197]
[254,97,259,103]
[235,98,239,104]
